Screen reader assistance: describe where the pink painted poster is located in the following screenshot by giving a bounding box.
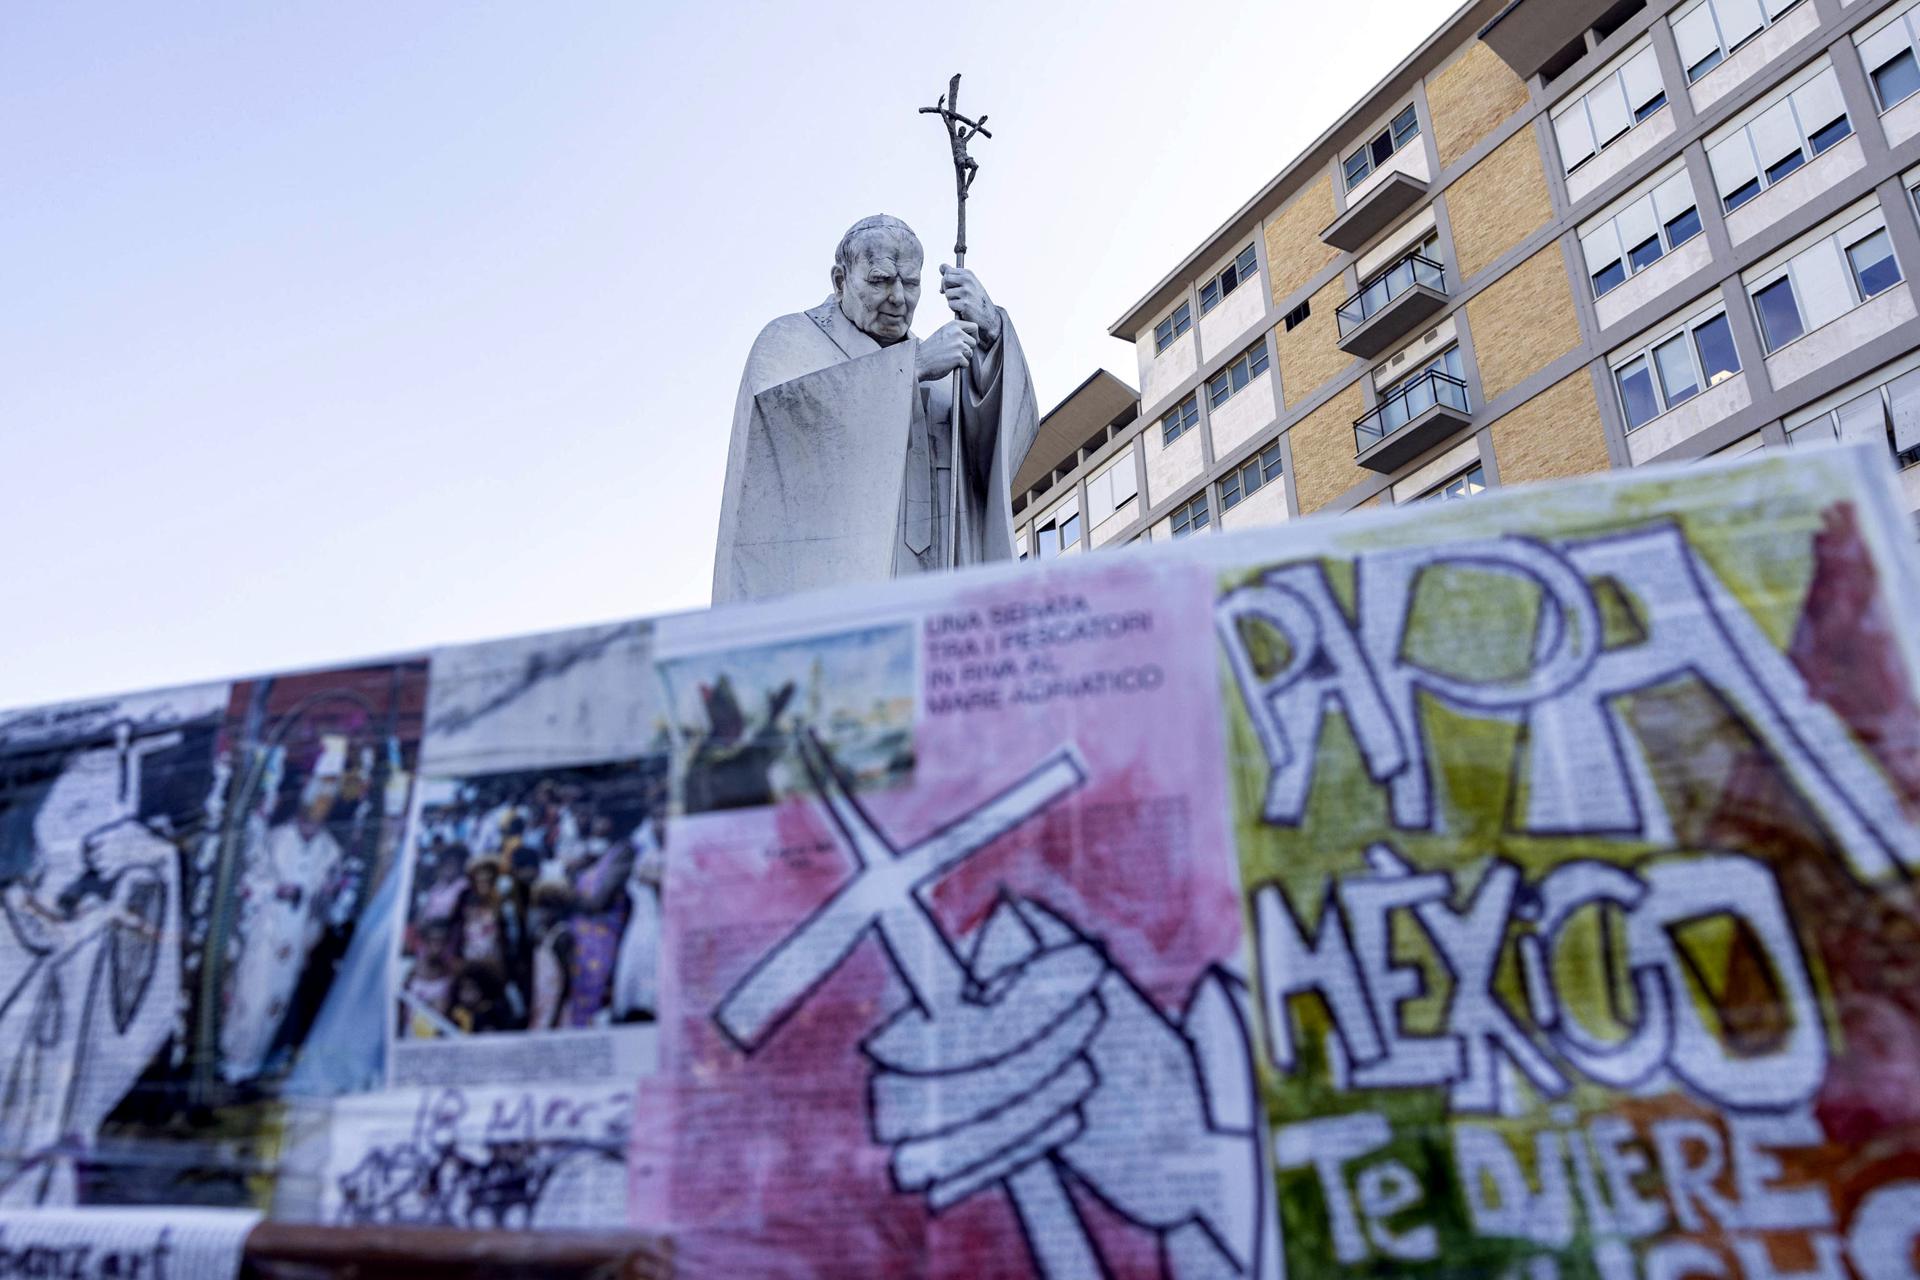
[633,556,1274,1278]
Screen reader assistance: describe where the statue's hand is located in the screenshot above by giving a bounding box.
[915,320,978,382]
[939,266,1001,348]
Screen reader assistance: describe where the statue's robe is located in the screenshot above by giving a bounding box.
[712,295,1040,606]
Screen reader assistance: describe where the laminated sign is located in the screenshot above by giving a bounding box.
[0,447,1916,1280]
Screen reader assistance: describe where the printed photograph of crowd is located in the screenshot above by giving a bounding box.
[396,756,667,1040]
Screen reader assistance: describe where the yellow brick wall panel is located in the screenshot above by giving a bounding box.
[1465,247,1582,403]
[1446,128,1553,282]
[1289,384,1368,515]
[1263,175,1341,306]
[1490,372,1613,486]
[1427,43,1529,171]
[1275,280,1351,410]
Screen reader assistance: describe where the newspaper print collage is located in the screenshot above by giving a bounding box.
[0,445,1916,1279]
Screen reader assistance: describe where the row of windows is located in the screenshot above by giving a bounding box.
[1159,336,1274,446]
[1168,492,1210,538]
[1206,339,1270,409]
[1673,0,1805,84]
[1706,65,1851,214]
[1785,363,1920,466]
[1573,57,1863,304]
[1552,43,1667,176]
[1167,446,1482,538]
[1168,439,1286,539]
[1084,453,1139,528]
[1582,168,1702,298]
[1150,245,1260,354]
[1421,464,1486,502]
[1614,308,1742,430]
[1343,104,1420,191]
[1220,441,1283,511]
[1153,301,1191,354]
[1751,208,1901,351]
[1030,503,1081,558]
[1020,446,1143,560]
[1202,245,1258,315]
[1161,394,1199,446]
[1610,203,1904,433]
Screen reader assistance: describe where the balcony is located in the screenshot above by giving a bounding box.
[1353,370,1474,472]
[1336,252,1449,358]
[1479,0,1619,80]
[1321,171,1429,253]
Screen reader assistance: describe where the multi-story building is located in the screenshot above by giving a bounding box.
[1016,0,1920,558]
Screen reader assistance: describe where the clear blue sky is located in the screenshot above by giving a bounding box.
[0,1,1447,709]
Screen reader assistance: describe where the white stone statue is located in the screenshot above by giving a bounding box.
[711,214,1040,605]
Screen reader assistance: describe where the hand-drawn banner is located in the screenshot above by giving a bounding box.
[0,447,1913,1280]
[1214,453,1920,1279]
[634,563,1267,1276]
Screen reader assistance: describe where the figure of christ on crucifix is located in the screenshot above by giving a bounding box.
[710,77,1040,606]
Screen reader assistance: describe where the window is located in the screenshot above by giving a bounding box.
[1746,206,1904,354]
[1752,277,1804,349]
[1848,228,1901,299]
[1283,300,1312,331]
[1579,168,1701,298]
[1859,6,1920,112]
[1786,363,1920,468]
[1084,452,1140,527]
[1219,441,1284,511]
[1206,339,1271,410]
[1153,302,1192,354]
[1706,65,1851,214]
[1343,104,1420,190]
[1552,45,1667,175]
[1672,0,1808,84]
[1161,394,1199,446]
[1610,306,1742,430]
[1419,465,1486,502]
[1032,500,1081,557]
[1200,245,1259,315]
[1169,492,1210,538]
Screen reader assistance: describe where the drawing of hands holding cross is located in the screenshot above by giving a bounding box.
[712,733,1277,1279]
[863,895,1277,1280]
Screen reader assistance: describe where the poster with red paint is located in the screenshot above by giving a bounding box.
[634,556,1273,1277]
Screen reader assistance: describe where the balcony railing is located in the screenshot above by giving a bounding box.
[1354,369,1471,454]
[1337,252,1446,338]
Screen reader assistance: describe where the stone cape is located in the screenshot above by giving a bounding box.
[711,295,1040,606]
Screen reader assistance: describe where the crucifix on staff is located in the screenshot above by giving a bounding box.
[921,73,993,569]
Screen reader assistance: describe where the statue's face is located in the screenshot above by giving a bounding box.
[833,231,922,345]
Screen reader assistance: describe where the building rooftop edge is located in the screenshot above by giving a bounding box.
[1038,367,1135,427]
[1107,0,1496,340]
